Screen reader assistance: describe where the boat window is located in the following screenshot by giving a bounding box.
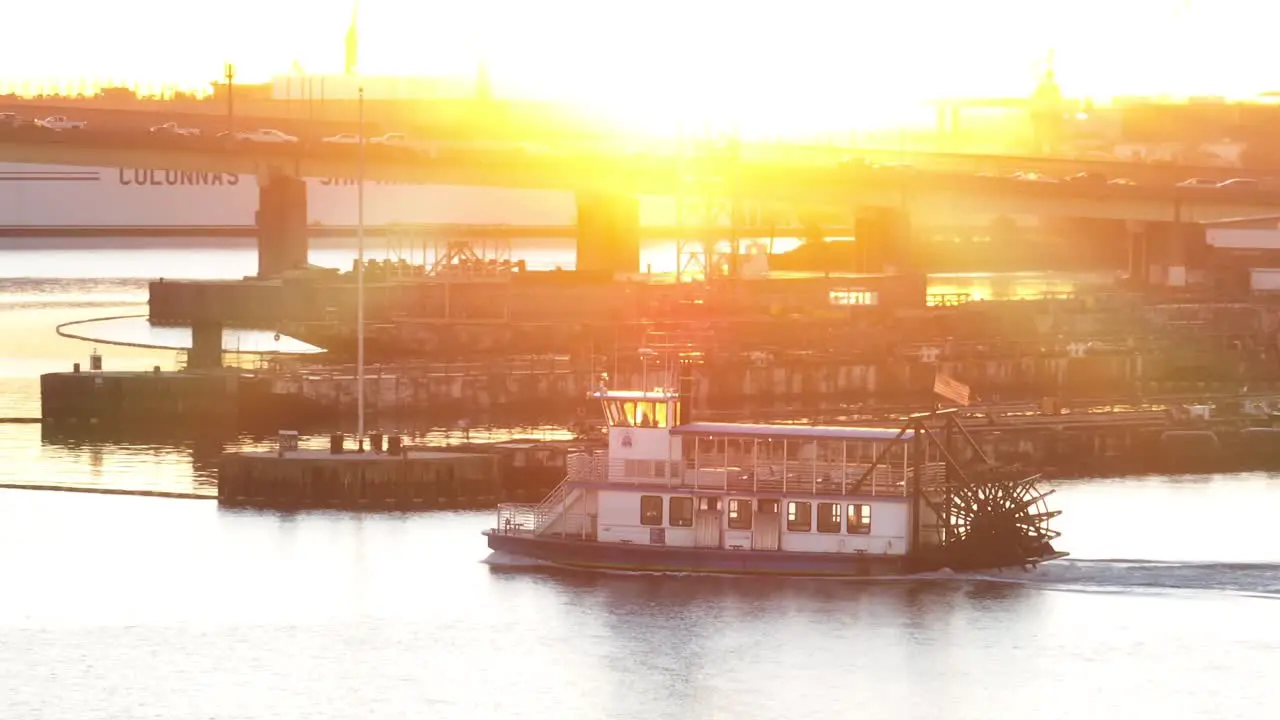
[786,501,812,532]
[756,438,783,464]
[757,498,780,514]
[635,401,656,428]
[683,435,698,458]
[728,499,753,529]
[623,402,638,426]
[640,495,664,526]
[786,440,817,463]
[654,401,670,428]
[698,497,720,512]
[847,503,872,534]
[602,401,632,427]
[817,502,842,533]
[669,497,694,527]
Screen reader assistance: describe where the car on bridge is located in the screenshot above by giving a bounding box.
[35,116,86,131]
[1217,178,1260,190]
[320,131,434,156]
[1177,177,1220,188]
[1063,172,1108,184]
[370,133,412,147]
[149,122,200,137]
[1011,171,1056,182]
[221,129,299,145]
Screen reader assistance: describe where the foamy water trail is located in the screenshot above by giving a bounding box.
[962,558,1280,598]
[485,554,1280,597]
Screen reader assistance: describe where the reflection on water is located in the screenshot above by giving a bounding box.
[1,245,1280,719]
[0,490,1278,720]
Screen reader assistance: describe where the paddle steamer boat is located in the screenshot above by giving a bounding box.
[486,372,1065,576]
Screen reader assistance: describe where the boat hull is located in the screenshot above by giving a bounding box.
[486,531,1065,577]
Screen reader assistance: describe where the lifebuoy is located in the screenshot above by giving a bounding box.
[273,332,281,342]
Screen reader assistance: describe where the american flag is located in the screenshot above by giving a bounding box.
[933,371,971,407]
[344,2,360,76]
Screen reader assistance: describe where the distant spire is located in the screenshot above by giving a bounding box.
[291,58,305,75]
[344,1,360,75]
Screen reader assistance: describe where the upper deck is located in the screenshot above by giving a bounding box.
[586,384,937,498]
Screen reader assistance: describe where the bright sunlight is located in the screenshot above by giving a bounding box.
[2,0,1278,138]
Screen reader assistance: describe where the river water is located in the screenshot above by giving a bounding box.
[1,242,1277,719]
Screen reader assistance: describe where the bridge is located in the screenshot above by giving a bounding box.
[2,130,1279,224]
[3,100,1265,186]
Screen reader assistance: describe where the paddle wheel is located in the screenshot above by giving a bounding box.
[890,410,1065,572]
[927,467,1062,571]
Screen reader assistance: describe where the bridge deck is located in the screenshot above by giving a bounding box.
[2,130,1279,223]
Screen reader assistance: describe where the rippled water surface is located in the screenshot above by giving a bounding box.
[0,245,1277,720]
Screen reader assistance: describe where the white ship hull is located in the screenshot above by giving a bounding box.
[0,162,592,228]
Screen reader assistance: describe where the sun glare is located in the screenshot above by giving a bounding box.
[3,0,1279,139]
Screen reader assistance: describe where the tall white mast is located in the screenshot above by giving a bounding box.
[357,84,366,450]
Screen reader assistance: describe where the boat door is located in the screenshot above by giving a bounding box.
[694,497,722,548]
[752,499,781,550]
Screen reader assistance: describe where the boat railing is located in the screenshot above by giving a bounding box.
[495,455,603,537]
[495,470,571,535]
[569,450,608,484]
[604,457,679,485]
[595,457,949,497]
[495,503,545,536]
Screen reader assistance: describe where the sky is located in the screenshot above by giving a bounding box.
[0,0,1272,130]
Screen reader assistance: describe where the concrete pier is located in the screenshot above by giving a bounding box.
[41,369,239,426]
[218,446,499,510]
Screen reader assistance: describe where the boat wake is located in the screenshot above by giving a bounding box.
[484,553,1280,598]
[954,558,1280,599]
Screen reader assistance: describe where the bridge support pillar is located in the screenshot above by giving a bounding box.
[576,192,639,275]
[856,206,925,307]
[1127,221,1206,288]
[1166,223,1188,288]
[256,170,309,278]
[855,207,914,274]
[189,320,223,371]
[1126,221,1149,287]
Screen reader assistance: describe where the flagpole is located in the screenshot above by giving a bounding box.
[356,84,366,452]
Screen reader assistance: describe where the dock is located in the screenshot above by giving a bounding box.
[216,432,601,511]
[40,367,244,427]
[217,442,499,510]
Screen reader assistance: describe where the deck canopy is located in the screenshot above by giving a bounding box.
[671,422,913,441]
